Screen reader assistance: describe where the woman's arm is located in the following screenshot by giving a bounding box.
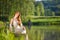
[10,18,13,32]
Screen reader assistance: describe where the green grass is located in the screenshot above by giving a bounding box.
[0,21,60,40]
[31,18,60,22]
[0,25,60,40]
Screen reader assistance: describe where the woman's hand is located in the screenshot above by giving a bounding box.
[23,26,26,30]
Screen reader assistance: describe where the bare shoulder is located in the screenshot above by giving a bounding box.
[10,18,13,22]
[11,18,13,21]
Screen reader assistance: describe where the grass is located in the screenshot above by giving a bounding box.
[0,25,60,40]
[31,18,60,22]
[0,21,60,40]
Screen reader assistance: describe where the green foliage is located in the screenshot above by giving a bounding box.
[40,2,45,16]
[8,0,35,22]
[0,0,60,22]
[35,2,45,16]
[0,27,25,40]
[52,11,55,16]
[0,21,60,40]
[20,1,35,22]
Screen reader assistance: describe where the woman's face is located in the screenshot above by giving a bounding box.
[15,12,20,18]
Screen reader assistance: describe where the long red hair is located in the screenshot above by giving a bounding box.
[14,11,21,26]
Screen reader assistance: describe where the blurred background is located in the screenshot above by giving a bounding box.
[0,0,60,40]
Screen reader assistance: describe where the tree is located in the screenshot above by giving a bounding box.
[34,1,45,16]
[9,0,35,22]
[40,2,45,16]
[0,0,12,21]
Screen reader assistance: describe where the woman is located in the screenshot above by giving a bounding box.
[10,11,28,40]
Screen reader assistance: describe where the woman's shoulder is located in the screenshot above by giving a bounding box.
[10,18,14,21]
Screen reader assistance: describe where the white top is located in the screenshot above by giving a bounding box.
[10,18,26,34]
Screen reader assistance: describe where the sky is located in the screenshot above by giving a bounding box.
[35,0,42,1]
[35,0,47,1]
